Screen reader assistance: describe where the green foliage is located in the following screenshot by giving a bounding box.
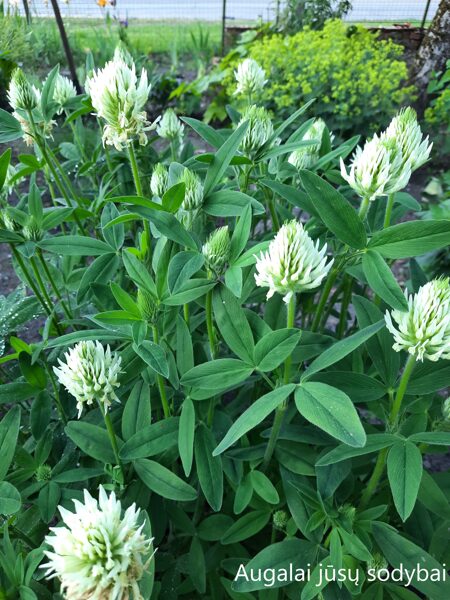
[278,0,352,33]
[0,53,448,600]
[221,21,415,134]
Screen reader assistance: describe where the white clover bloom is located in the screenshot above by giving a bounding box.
[234,58,266,97]
[340,134,411,202]
[156,108,184,142]
[255,220,333,303]
[202,226,231,276]
[385,278,450,362]
[8,68,39,112]
[42,486,154,600]
[113,44,134,67]
[238,104,274,157]
[53,341,121,417]
[383,107,432,172]
[150,163,169,198]
[87,54,154,150]
[288,118,328,171]
[53,73,77,114]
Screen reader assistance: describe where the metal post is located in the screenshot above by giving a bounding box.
[221,0,227,56]
[49,0,82,94]
[22,0,32,25]
[420,0,433,30]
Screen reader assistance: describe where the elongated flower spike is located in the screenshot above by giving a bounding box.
[8,68,39,112]
[150,162,169,198]
[87,52,154,150]
[234,58,266,97]
[42,486,154,600]
[255,220,333,303]
[340,134,411,202]
[238,105,274,157]
[53,341,122,417]
[383,107,432,172]
[385,278,450,362]
[202,226,231,277]
[156,108,184,142]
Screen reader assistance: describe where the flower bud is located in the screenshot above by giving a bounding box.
[53,73,77,114]
[234,58,266,96]
[180,168,203,211]
[238,104,274,157]
[383,107,432,172]
[53,341,122,417]
[273,510,289,529]
[42,486,154,600]
[8,68,39,112]
[288,118,328,170]
[202,226,231,276]
[156,108,184,142]
[137,288,159,323]
[22,216,43,242]
[255,220,333,303]
[385,278,450,361]
[150,163,169,198]
[35,464,52,482]
[443,397,450,421]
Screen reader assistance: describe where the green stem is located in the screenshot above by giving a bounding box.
[128,143,151,264]
[358,196,371,220]
[152,325,171,418]
[267,195,280,232]
[183,302,190,327]
[37,250,73,321]
[44,360,67,424]
[205,289,216,360]
[29,257,63,335]
[311,268,339,332]
[103,409,125,480]
[283,295,296,384]
[337,274,353,338]
[359,356,416,508]
[383,193,395,229]
[11,246,52,318]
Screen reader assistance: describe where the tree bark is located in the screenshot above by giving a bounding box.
[412,0,450,108]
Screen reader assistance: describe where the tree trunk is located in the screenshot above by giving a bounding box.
[412,0,450,108]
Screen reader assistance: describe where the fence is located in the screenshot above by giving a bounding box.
[7,0,440,24]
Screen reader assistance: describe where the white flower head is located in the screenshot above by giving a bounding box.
[255,220,333,303]
[238,104,274,157]
[288,118,329,171]
[42,486,154,600]
[87,53,154,150]
[202,226,231,276]
[340,134,411,202]
[156,108,184,142]
[383,106,433,172]
[53,341,121,417]
[8,68,39,112]
[234,58,266,97]
[150,162,169,198]
[53,73,77,114]
[385,278,450,362]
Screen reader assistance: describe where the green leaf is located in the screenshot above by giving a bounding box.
[300,170,366,248]
[316,433,398,466]
[417,471,450,520]
[168,251,204,294]
[78,254,120,302]
[204,120,249,195]
[65,421,119,464]
[372,522,450,599]
[122,251,157,297]
[189,536,206,594]
[295,383,366,447]
[40,65,59,119]
[231,539,317,592]
[162,181,186,213]
[213,385,295,455]
[387,441,423,521]
[121,381,151,441]
[110,283,141,318]
[0,109,23,143]
[132,341,169,377]
[362,251,409,311]
[0,406,21,480]
[204,189,265,216]
[408,360,450,394]
[0,482,21,515]
[0,382,36,404]
[179,398,195,477]
[0,148,12,191]
[18,353,47,389]
[221,510,271,545]
[195,424,223,511]
[30,392,52,440]
[212,285,254,363]
[38,481,60,523]
[134,458,197,501]
[163,279,216,305]
[176,315,194,376]
[260,179,317,215]
[368,220,450,258]
[408,431,450,446]
[250,470,279,504]
[181,117,223,148]
[101,202,124,251]
[230,203,252,263]
[339,527,372,561]
[254,328,302,372]
[52,468,104,483]
[132,206,197,249]
[301,321,384,381]
[39,236,114,256]
[120,417,179,460]
[310,371,386,403]
[47,329,127,347]
[181,359,254,390]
